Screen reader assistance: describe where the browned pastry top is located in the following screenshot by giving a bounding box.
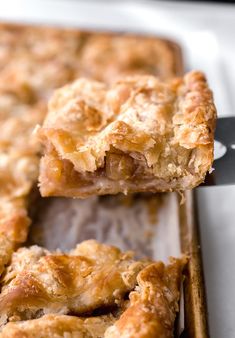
[105,258,185,338]
[0,240,186,337]
[0,314,115,338]
[0,240,148,323]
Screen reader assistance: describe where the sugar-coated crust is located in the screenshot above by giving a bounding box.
[0,314,115,338]
[0,240,148,324]
[39,71,216,198]
[0,22,183,273]
[0,239,186,337]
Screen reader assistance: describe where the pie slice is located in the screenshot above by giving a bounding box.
[38,71,216,198]
[0,240,148,324]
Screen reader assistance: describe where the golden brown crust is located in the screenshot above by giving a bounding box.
[0,22,183,273]
[0,240,148,324]
[0,314,115,338]
[0,255,186,337]
[38,72,216,198]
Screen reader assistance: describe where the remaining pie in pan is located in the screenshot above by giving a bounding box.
[0,24,84,276]
[0,22,183,275]
[0,240,186,338]
[38,71,216,198]
[0,81,46,276]
[79,34,183,83]
[0,240,148,321]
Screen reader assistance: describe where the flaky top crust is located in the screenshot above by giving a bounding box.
[0,314,115,338]
[38,71,216,197]
[0,239,186,338]
[0,240,148,323]
[105,258,186,338]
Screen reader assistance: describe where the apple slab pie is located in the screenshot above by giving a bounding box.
[38,71,216,198]
[0,240,186,337]
[0,23,182,274]
[0,22,204,337]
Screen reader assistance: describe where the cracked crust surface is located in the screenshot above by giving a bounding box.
[0,22,182,273]
[38,71,216,198]
[0,240,186,337]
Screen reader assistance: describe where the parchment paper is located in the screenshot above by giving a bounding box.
[29,193,181,262]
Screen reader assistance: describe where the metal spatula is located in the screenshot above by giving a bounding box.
[203,116,235,186]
